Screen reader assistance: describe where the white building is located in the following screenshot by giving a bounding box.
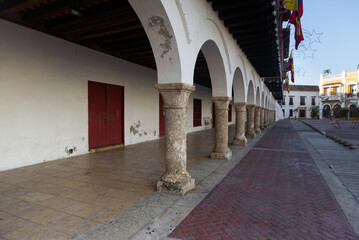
[0,0,287,193]
[282,85,320,118]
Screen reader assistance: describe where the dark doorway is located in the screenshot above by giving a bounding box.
[299,110,306,118]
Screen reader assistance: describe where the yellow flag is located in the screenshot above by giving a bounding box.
[283,0,298,11]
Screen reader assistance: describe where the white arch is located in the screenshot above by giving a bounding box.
[129,0,185,84]
[322,103,331,109]
[255,87,261,106]
[247,81,255,104]
[233,67,246,102]
[261,92,265,107]
[193,40,228,97]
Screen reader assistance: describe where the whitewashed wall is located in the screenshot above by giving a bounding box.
[282,90,320,118]
[0,20,219,170]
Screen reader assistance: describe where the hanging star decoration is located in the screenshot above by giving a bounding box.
[290,28,323,59]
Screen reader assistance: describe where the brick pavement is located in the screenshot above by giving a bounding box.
[302,119,359,149]
[169,119,358,240]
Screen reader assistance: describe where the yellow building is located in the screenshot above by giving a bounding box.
[319,70,359,119]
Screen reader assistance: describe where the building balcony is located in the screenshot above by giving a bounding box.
[345,93,358,100]
[319,94,343,101]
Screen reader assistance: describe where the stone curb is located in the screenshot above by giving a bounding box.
[299,120,356,150]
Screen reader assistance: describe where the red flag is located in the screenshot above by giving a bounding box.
[289,11,304,49]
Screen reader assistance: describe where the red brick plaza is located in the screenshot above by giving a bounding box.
[169,120,357,240]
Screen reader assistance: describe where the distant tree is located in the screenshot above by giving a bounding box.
[310,106,319,119]
[323,69,331,75]
[357,64,359,69]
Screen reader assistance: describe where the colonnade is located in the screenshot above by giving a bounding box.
[156,84,276,195]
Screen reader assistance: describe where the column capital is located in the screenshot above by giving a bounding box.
[246,104,256,110]
[212,96,232,102]
[234,102,246,112]
[156,83,195,109]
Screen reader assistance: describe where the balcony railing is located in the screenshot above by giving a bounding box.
[319,93,358,101]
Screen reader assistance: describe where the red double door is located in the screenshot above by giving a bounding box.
[88,81,124,149]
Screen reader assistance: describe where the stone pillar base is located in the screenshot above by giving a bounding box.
[255,128,261,134]
[246,132,256,138]
[210,150,232,160]
[157,178,195,196]
[260,126,265,130]
[233,137,247,146]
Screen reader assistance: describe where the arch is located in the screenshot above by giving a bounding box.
[233,67,246,102]
[261,92,265,107]
[195,40,228,97]
[333,103,341,118]
[247,81,255,104]
[129,0,182,84]
[265,95,268,108]
[322,104,331,118]
[255,87,261,105]
[349,104,359,118]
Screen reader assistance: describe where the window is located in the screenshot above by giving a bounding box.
[324,88,329,96]
[282,109,285,116]
[193,99,202,127]
[228,104,232,122]
[331,87,338,96]
[289,97,293,106]
[300,96,305,106]
[350,85,357,94]
[311,97,316,106]
[289,109,293,117]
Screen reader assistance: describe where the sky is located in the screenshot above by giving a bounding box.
[287,0,359,86]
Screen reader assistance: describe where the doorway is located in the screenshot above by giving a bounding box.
[88,81,124,149]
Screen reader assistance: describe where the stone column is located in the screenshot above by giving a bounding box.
[233,102,247,146]
[254,106,261,134]
[211,97,232,160]
[246,104,256,138]
[260,107,265,130]
[155,83,195,195]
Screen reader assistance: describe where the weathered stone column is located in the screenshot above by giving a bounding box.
[266,109,270,126]
[233,102,247,146]
[260,107,265,130]
[246,104,256,138]
[211,97,232,160]
[155,83,195,195]
[254,106,261,134]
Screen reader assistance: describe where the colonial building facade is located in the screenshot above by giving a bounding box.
[282,85,320,118]
[319,70,359,119]
[0,0,287,194]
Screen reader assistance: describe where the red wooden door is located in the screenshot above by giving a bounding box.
[193,99,202,127]
[159,94,165,137]
[228,104,232,122]
[88,81,124,149]
[212,102,215,128]
[106,84,124,146]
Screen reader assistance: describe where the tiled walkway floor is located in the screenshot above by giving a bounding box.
[169,120,358,240]
[0,127,229,239]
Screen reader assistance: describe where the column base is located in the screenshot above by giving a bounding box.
[246,132,256,138]
[210,150,232,160]
[260,126,265,130]
[157,178,195,195]
[233,136,247,146]
[255,128,261,134]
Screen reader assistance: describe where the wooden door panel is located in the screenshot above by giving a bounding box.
[106,84,124,145]
[88,81,107,149]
